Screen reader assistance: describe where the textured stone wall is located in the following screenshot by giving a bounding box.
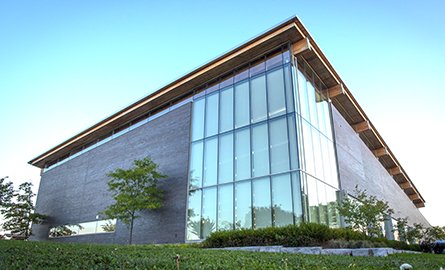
[331,106,429,226]
[31,103,192,244]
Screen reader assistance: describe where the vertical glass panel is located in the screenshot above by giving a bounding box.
[321,137,333,187]
[316,92,327,135]
[235,181,252,229]
[297,70,310,120]
[219,87,234,133]
[235,128,251,181]
[218,184,233,231]
[307,175,320,223]
[252,177,271,229]
[191,98,205,141]
[328,142,339,189]
[235,81,250,128]
[203,138,217,187]
[284,65,294,113]
[267,68,286,118]
[189,141,203,189]
[205,93,219,137]
[252,123,269,177]
[312,129,324,180]
[287,115,299,170]
[201,187,217,238]
[327,187,340,228]
[302,120,315,175]
[317,183,328,226]
[187,189,201,240]
[96,219,116,233]
[269,117,289,174]
[218,132,233,184]
[78,221,96,235]
[271,174,293,227]
[250,75,267,123]
[307,81,319,128]
[291,172,303,224]
[323,102,333,140]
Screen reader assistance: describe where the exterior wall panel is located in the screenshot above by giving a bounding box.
[332,106,429,226]
[31,103,192,244]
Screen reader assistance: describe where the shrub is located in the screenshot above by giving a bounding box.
[202,223,420,251]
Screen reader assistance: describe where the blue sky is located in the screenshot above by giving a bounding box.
[1,1,444,226]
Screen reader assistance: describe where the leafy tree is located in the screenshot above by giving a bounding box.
[0,176,13,207]
[101,157,167,244]
[337,186,393,237]
[1,182,46,239]
[406,223,424,244]
[394,217,408,242]
[423,226,445,244]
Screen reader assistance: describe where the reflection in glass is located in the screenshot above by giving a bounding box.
[205,93,219,137]
[219,87,234,133]
[272,174,293,227]
[291,173,303,223]
[235,128,250,181]
[252,123,269,177]
[218,184,233,231]
[235,181,251,229]
[284,65,294,113]
[235,81,250,128]
[48,219,116,238]
[202,187,217,238]
[297,70,310,120]
[288,115,299,170]
[218,132,233,184]
[253,177,271,228]
[267,68,286,118]
[189,142,203,189]
[187,189,201,240]
[203,138,217,187]
[307,175,320,223]
[269,117,289,174]
[191,98,205,141]
[250,75,267,123]
[97,220,116,233]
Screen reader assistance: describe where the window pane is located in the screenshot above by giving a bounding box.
[323,102,333,140]
[316,92,328,135]
[235,128,250,181]
[235,181,252,229]
[189,141,203,189]
[187,189,202,240]
[202,187,217,238]
[78,221,96,235]
[318,182,328,226]
[287,115,299,170]
[269,117,289,173]
[96,219,116,233]
[252,123,269,177]
[292,172,303,224]
[302,120,315,175]
[312,129,324,180]
[267,68,286,118]
[203,138,217,187]
[327,186,340,228]
[328,141,339,189]
[284,65,294,113]
[219,87,234,133]
[272,174,293,227]
[205,93,219,137]
[250,75,267,123]
[218,132,233,184]
[191,98,205,141]
[218,184,233,231]
[307,175,320,223]
[297,70,310,120]
[235,81,250,128]
[307,81,319,127]
[252,177,271,229]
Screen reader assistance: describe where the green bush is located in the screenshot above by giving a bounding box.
[202,223,420,251]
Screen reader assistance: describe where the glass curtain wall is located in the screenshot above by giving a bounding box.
[187,48,341,241]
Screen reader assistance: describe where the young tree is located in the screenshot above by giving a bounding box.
[337,186,393,237]
[101,157,167,244]
[1,182,46,239]
[0,176,13,207]
[394,217,408,242]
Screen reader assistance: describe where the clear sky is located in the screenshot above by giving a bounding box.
[1,1,444,226]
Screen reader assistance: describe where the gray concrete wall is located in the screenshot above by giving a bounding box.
[331,106,429,227]
[31,103,192,244]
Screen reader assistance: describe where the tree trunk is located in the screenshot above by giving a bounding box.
[129,215,134,245]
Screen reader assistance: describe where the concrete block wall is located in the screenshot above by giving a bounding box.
[31,103,192,244]
[331,106,429,226]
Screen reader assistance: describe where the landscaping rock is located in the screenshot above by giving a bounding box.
[351,248,374,256]
[321,249,352,256]
[281,247,322,255]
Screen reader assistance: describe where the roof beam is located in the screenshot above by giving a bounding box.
[372,147,389,158]
[388,167,402,176]
[409,194,420,201]
[292,38,311,55]
[415,201,425,208]
[352,121,371,133]
[400,182,412,189]
[326,84,345,99]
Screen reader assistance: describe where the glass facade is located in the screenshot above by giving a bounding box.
[187,49,341,240]
[49,219,117,238]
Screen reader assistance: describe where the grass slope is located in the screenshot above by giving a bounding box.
[0,240,443,269]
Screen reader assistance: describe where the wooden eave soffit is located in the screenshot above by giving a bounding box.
[388,167,402,176]
[352,121,371,133]
[399,182,412,189]
[372,147,389,157]
[409,194,420,201]
[292,38,311,55]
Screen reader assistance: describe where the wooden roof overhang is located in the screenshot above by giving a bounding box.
[29,17,425,208]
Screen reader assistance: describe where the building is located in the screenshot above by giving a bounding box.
[29,17,429,244]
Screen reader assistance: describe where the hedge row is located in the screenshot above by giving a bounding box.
[202,223,420,251]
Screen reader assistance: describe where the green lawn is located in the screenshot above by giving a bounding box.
[0,240,443,269]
